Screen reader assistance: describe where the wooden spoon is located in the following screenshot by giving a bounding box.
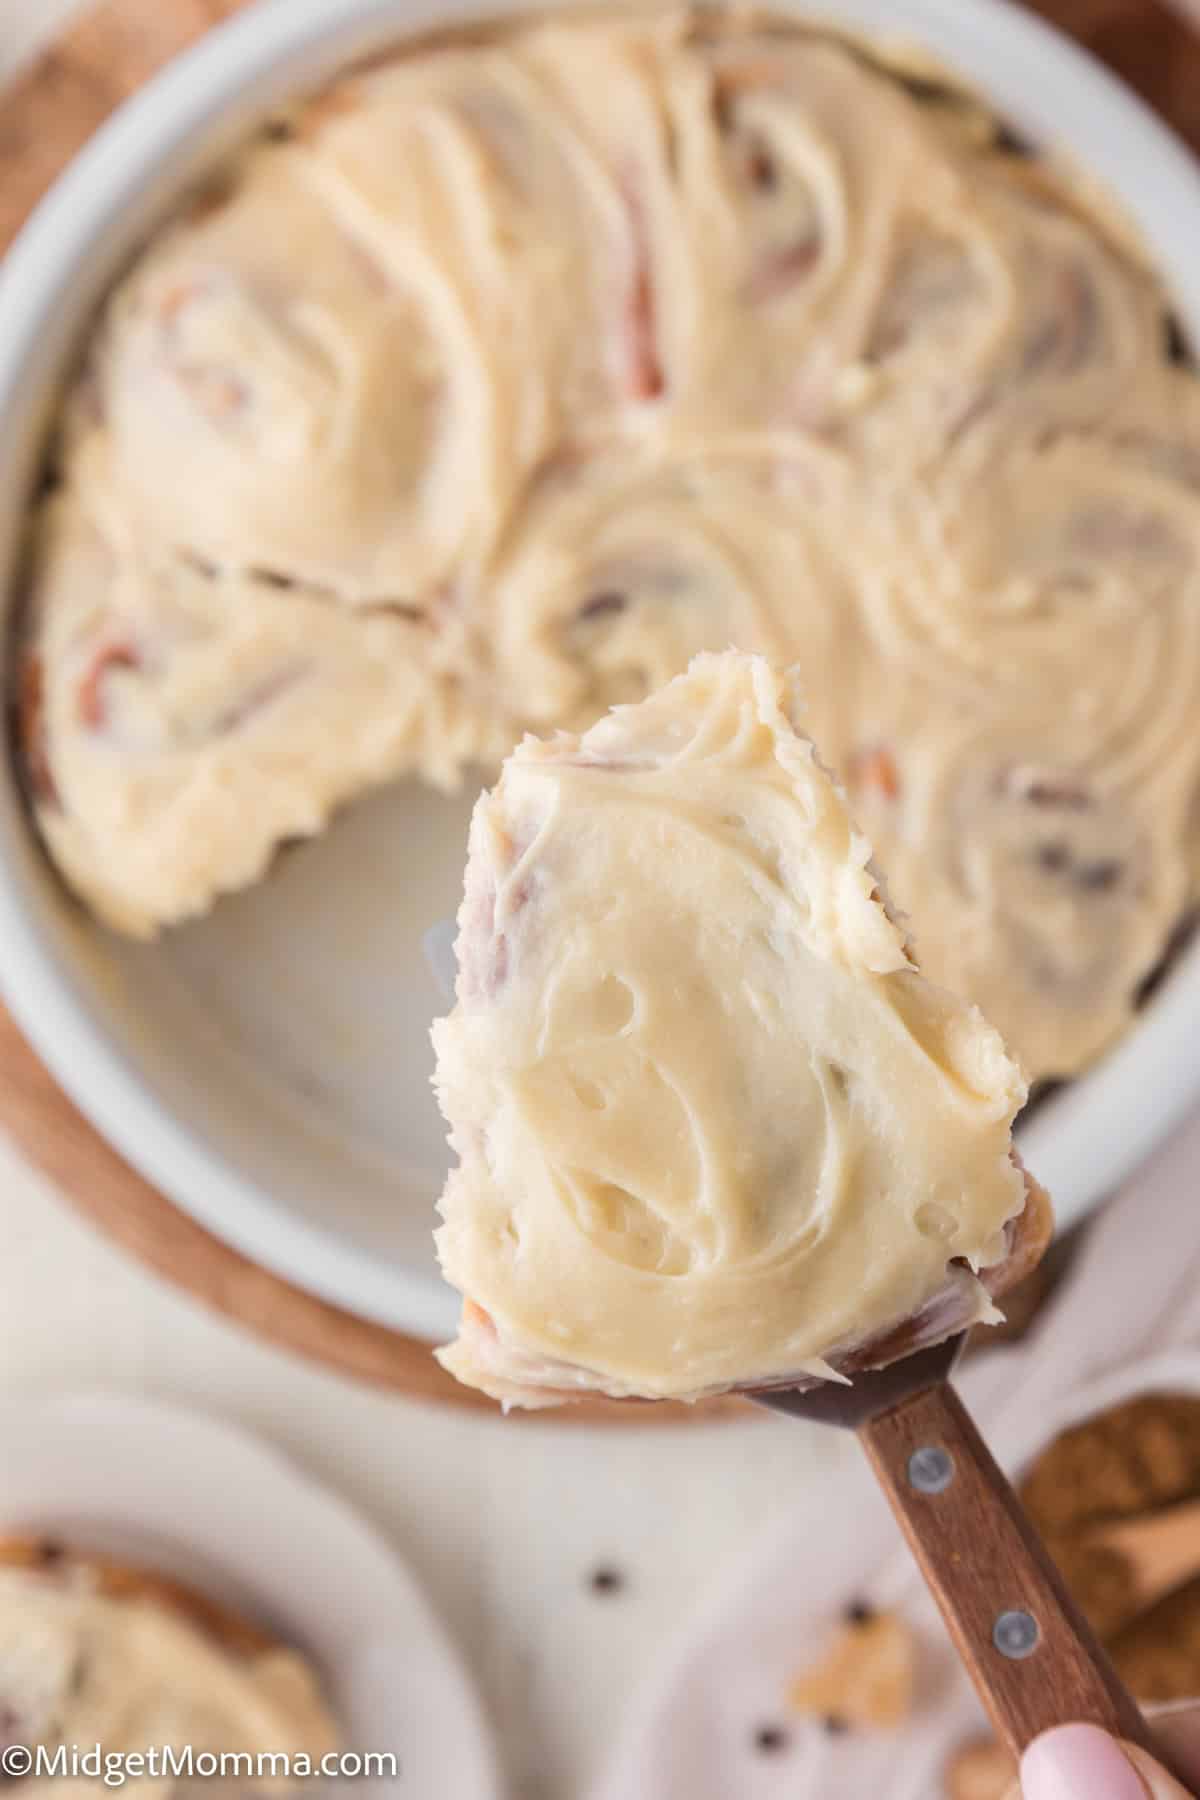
[758,1338,1160,1768]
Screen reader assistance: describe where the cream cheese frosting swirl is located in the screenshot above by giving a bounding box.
[434,654,1041,1407]
[477,439,857,732]
[19,11,1200,1081]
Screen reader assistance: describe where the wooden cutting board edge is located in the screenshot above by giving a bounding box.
[0,0,1195,1415]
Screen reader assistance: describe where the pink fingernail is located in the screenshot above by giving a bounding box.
[1020,1725,1147,1800]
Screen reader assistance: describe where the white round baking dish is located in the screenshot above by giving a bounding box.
[0,0,1197,1342]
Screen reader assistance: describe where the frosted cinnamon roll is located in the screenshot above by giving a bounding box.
[661,32,969,436]
[73,135,511,609]
[0,1535,339,1795]
[475,441,858,734]
[298,20,688,434]
[661,32,1158,458]
[433,654,1050,1408]
[846,403,1200,1071]
[19,489,474,935]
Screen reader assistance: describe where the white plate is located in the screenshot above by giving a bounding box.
[0,1390,501,1800]
[0,0,1198,1340]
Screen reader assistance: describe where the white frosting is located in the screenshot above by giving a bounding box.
[434,653,1032,1406]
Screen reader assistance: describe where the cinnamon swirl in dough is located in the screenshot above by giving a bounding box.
[433,653,1051,1408]
[19,11,1200,1080]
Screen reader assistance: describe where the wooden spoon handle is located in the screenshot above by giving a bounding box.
[858,1381,1151,1759]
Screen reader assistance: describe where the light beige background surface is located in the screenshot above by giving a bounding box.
[0,20,842,1799]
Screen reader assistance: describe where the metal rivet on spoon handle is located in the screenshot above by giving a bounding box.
[907,1444,954,1494]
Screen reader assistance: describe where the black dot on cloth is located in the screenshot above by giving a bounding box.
[752,1724,789,1755]
[843,1598,876,1627]
[822,1714,850,1736]
[587,1564,626,1595]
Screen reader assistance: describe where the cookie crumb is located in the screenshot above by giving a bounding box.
[788,1610,915,1731]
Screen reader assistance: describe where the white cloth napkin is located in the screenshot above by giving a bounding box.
[592,1106,1200,1800]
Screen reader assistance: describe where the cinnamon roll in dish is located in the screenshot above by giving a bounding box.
[21,491,476,937]
[433,653,1052,1409]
